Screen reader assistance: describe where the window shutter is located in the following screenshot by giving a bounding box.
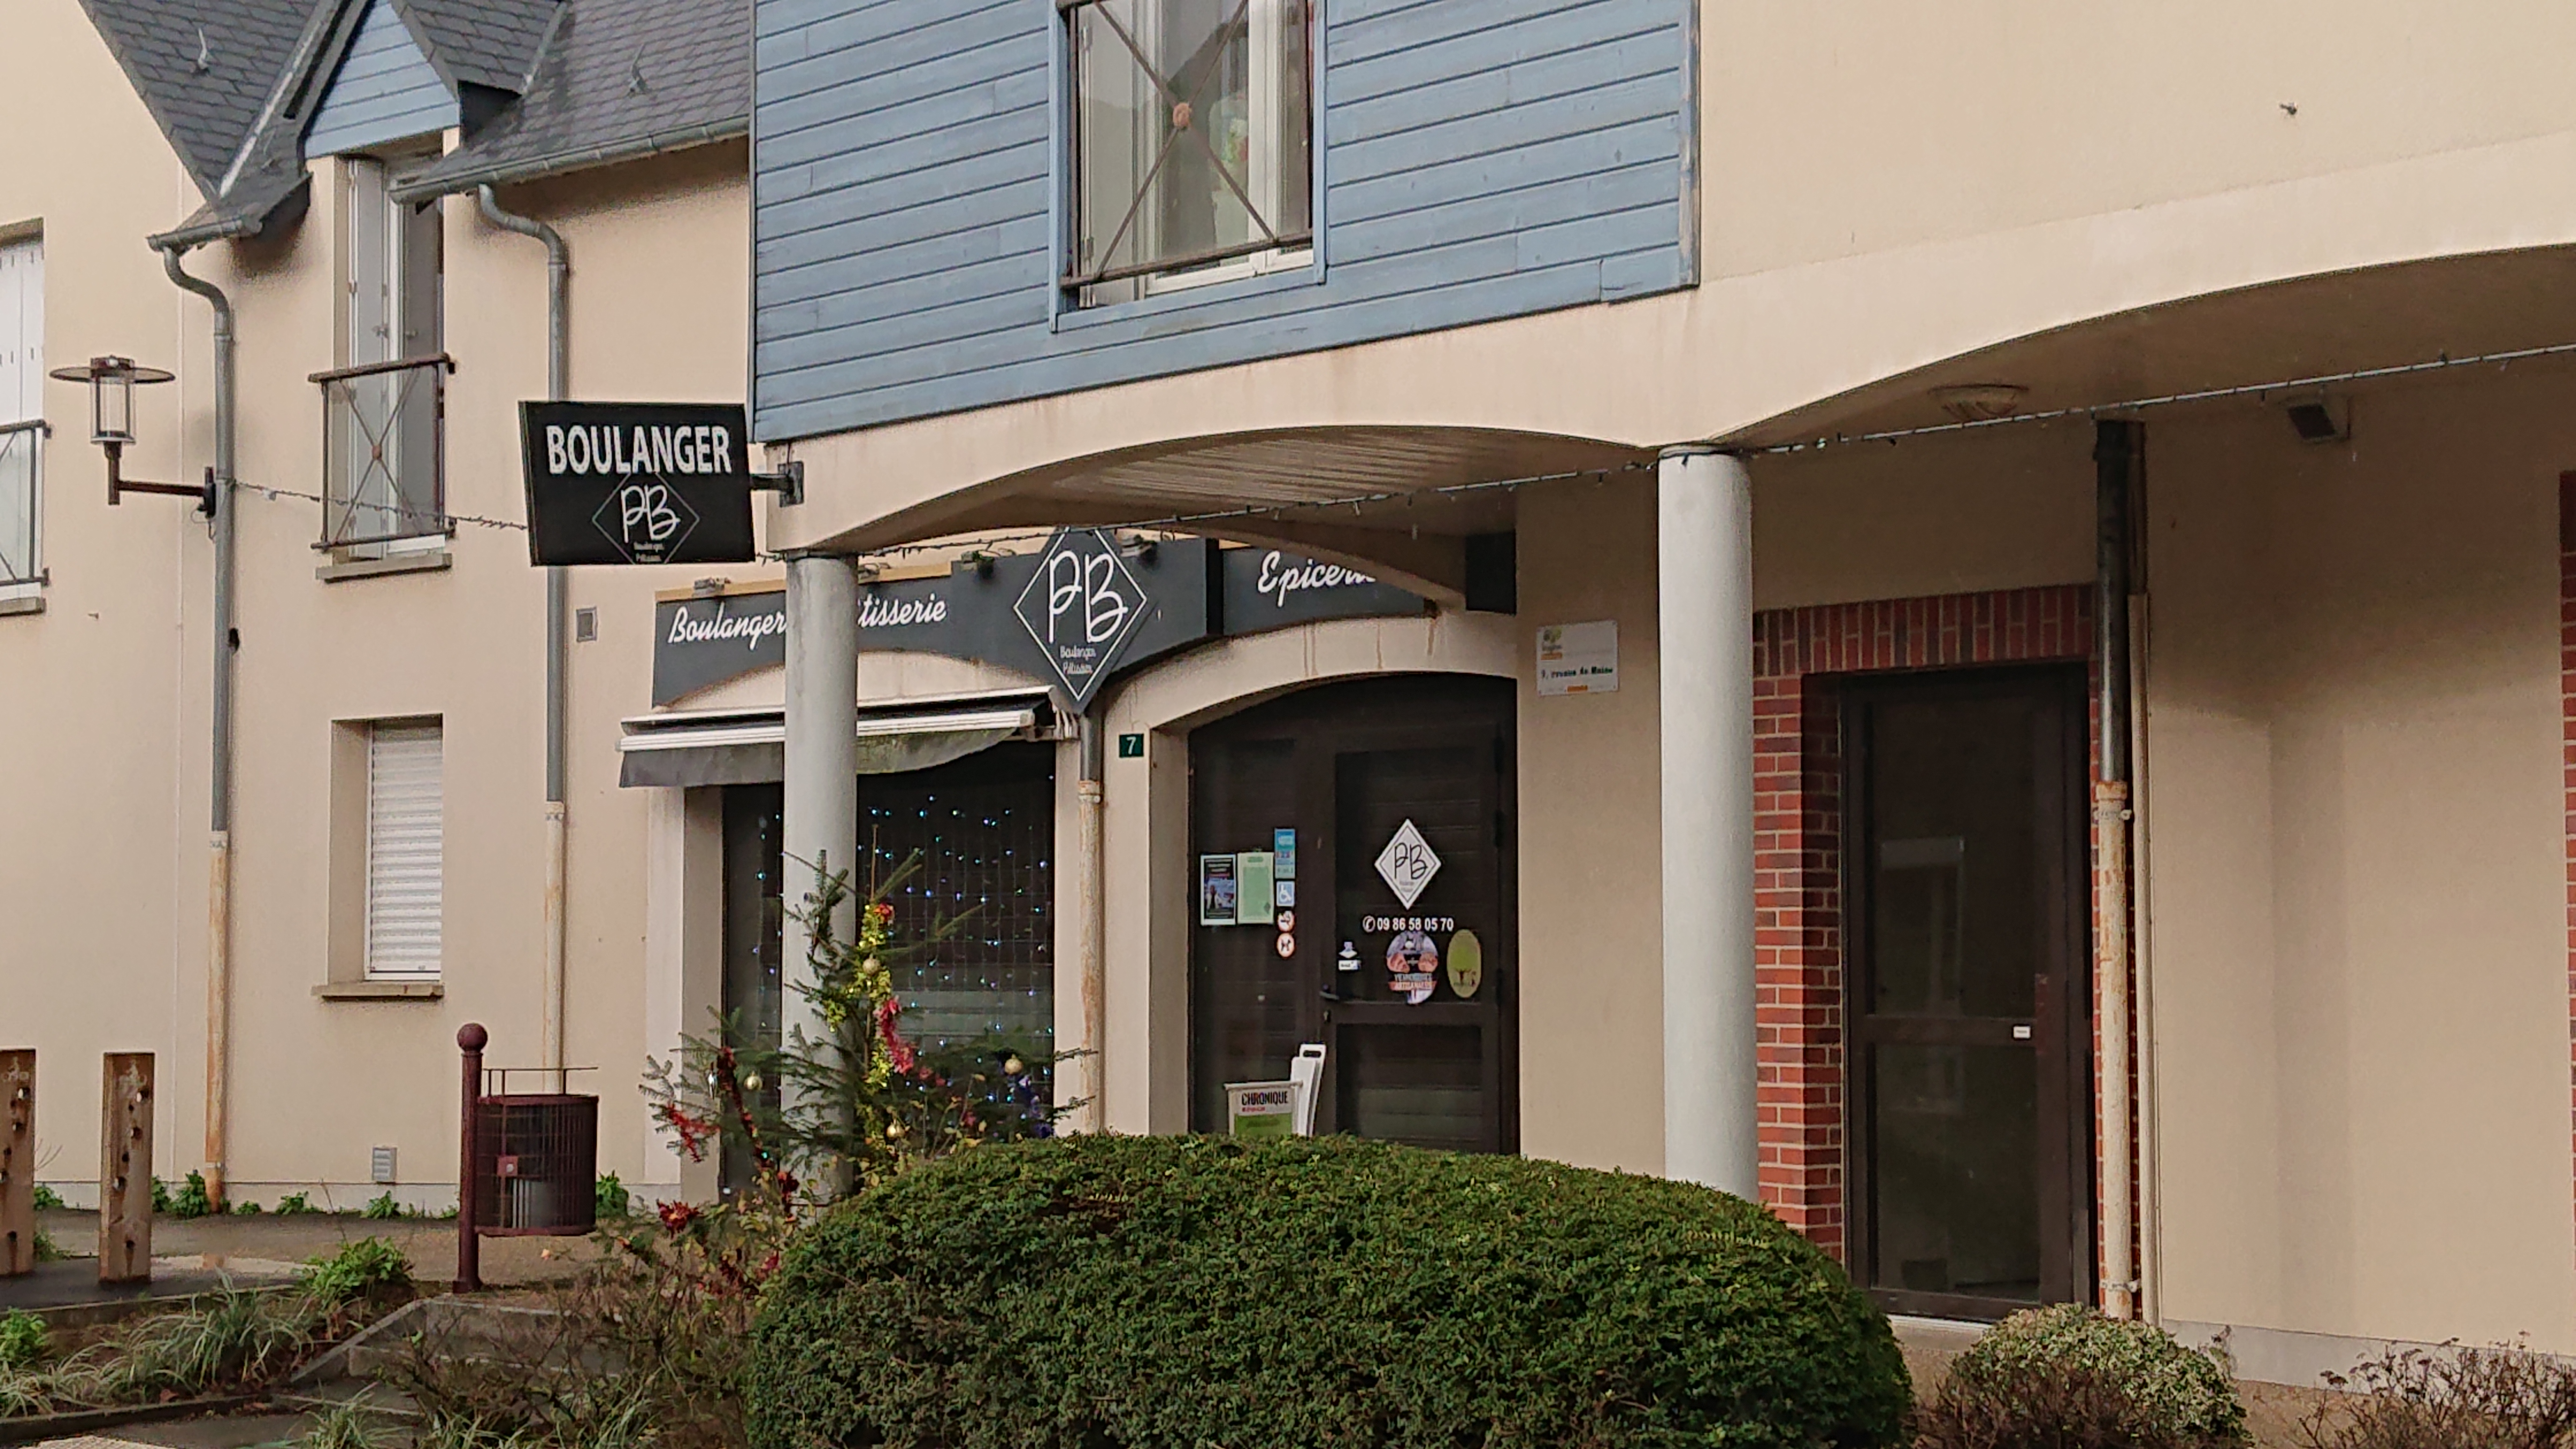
[0,238,36,418]
[364,723,444,978]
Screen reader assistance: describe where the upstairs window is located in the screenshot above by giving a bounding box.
[0,234,42,598]
[1067,0,1314,304]
[322,155,447,557]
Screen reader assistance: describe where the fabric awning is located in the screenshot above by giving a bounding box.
[617,695,1047,789]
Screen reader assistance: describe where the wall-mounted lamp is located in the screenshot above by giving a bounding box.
[47,355,214,513]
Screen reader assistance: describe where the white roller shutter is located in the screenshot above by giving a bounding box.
[364,722,443,978]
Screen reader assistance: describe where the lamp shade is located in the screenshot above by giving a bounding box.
[49,355,176,446]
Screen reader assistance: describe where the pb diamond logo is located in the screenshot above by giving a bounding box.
[1374,819,1441,909]
[1012,529,1150,708]
[592,475,701,565]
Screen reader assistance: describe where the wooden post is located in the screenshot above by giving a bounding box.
[1,1050,33,1277]
[455,1024,486,1294]
[100,1053,154,1285]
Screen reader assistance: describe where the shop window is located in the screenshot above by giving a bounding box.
[1066,0,1314,305]
[361,721,445,979]
[322,155,447,557]
[0,233,44,600]
[717,746,1055,1192]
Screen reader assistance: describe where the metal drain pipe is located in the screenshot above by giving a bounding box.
[157,244,235,1210]
[479,186,572,1070]
[2093,419,2141,1319]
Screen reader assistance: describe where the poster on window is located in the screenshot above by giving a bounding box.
[1199,855,1238,926]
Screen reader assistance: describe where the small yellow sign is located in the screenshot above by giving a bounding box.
[1448,929,1484,999]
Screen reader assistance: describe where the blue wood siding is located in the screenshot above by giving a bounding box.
[752,0,1693,441]
[307,0,460,158]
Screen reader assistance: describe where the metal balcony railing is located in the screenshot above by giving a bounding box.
[0,418,46,587]
[312,354,454,552]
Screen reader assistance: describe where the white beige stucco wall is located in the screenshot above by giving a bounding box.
[0,105,755,1203]
[2142,368,2573,1349]
[0,0,208,1196]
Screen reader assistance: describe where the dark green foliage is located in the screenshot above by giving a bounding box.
[28,1184,61,1212]
[168,1170,213,1219]
[749,1134,1910,1449]
[150,1176,172,1214]
[275,1191,317,1216]
[0,1311,46,1373]
[300,1237,414,1305]
[1918,1305,2245,1449]
[360,1191,403,1221]
[595,1171,633,1222]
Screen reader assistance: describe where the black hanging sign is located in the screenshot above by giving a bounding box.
[521,401,757,566]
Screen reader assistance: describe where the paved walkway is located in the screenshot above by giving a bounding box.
[19,1209,596,1308]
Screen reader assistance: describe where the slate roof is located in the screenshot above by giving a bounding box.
[395,0,747,199]
[396,0,559,93]
[82,0,731,242]
[80,0,319,195]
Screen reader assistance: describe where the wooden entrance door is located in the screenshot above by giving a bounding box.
[1189,674,1517,1152]
[1844,666,2091,1318]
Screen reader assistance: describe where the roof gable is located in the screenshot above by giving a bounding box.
[306,0,460,156]
[396,0,746,199]
[396,0,559,93]
[79,0,319,193]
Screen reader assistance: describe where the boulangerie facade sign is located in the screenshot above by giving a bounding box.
[649,534,1436,706]
[521,402,757,566]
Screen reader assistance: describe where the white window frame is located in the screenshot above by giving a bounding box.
[1068,0,1314,305]
[333,155,444,558]
[362,720,445,981]
[0,233,45,600]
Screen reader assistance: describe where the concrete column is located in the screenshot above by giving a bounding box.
[1656,446,1757,1197]
[783,554,861,1060]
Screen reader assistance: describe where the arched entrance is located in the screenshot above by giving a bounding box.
[1186,673,1517,1151]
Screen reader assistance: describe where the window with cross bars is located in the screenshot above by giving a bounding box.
[1067,0,1313,303]
[323,154,446,557]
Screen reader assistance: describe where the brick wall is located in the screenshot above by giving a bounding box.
[1750,585,2097,1267]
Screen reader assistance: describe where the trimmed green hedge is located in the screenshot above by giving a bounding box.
[749,1134,1909,1449]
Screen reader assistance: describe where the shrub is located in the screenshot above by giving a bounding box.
[360,1191,403,1221]
[595,1171,632,1222]
[150,1176,172,1214]
[1918,1304,2245,1449]
[168,1170,214,1219]
[0,1310,47,1372]
[750,1134,1910,1449]
[300,1237,414,1306]
[30,1230,61,1264]
[2302,1341,2576,1449]
[391,1215,760,1449]
[233,1198,263,1215]
[275,1191,317,1216]
[29,1184,61,1212]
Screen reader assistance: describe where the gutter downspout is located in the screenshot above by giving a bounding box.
[2093,419,2141,1320]
[158,245,235,1211]
[478,185,572,1070]
[1075,711,1106,1131]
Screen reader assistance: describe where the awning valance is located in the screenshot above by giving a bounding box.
[617,693,1049,789]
